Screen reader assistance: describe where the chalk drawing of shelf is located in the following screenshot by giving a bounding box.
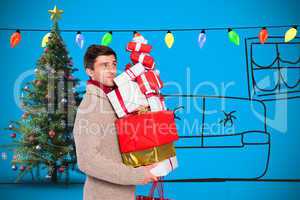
[245,36,300,101]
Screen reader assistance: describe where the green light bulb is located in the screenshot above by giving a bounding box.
[101,31,113,46]
[228,28,240,46]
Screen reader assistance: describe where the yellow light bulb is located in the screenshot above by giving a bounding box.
[165,31,174,48]
[284,26,297,43]
[41,32,51,48]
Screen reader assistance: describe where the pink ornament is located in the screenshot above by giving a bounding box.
[20,165,26,171]
[58,166,65,173]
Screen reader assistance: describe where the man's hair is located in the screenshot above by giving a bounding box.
[83,45,117,70]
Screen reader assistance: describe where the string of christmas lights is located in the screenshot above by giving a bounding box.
[1,22,298,48]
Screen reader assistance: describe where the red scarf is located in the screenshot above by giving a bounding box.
[87,79,115,94]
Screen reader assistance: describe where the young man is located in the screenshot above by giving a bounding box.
[73,45,158,200]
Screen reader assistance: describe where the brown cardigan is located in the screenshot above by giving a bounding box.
[73,84,146,200]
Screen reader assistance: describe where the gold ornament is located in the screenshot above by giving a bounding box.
[35,80,43,86]
[22,112,29,119]
[28,134,35,142]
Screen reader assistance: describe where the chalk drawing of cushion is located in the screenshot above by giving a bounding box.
[278,42,300,90]
[253,67,280,95]
[278,67,300,92]
[163,95,270,179]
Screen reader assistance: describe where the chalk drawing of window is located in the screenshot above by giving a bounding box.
[163,95,270,180]
[245,36,300,101]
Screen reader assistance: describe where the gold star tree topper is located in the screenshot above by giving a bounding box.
[48,6,64,21]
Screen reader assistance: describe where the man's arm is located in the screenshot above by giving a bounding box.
[73,111,146,186]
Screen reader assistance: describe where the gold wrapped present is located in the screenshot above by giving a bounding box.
[121,143,176,167]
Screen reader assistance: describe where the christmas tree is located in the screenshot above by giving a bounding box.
[4,6,82,183]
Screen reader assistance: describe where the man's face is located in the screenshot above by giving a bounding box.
[86,54,117,87]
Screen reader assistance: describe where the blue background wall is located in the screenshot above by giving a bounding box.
[0,0,300,199]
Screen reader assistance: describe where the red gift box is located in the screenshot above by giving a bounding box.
[115,110,179,153]
[136,70,163,94]
[130,52,155,70]
[126,41,152,53]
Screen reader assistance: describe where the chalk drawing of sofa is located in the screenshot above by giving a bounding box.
[163,95,270,180]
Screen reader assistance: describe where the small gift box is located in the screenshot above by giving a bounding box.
[136,70,163,94]
[115,110,179,153]
[130,52,155,70]
[121,143,178,177]
[114,63,146,87]
[146,92,166,112]
[150,156,178,177]
[107,80,149,118]
[126,41,152,53]
[133,32,148,44]
[121,143,176,168]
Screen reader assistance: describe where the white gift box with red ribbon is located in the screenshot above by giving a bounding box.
[107,80,149,118]
[146,92,166,112]
[136,70,163,94]
[114,63,146,87]
[150,156,178,177]
[126,41,152,53]
[133,33,148,44]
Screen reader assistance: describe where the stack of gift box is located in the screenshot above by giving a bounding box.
[107,32,179,177]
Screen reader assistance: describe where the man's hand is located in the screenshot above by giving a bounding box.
[141,163,158,184]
